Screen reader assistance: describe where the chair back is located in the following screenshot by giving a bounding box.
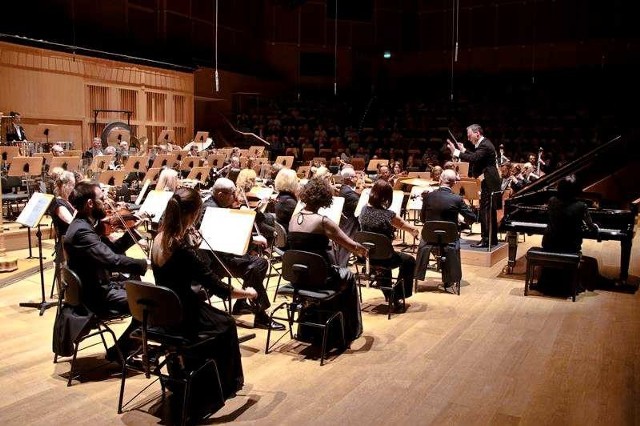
[124,281,182,327]
[282,250,328,290]
[60,265,83,308]
[273,221,288,249]
[422,221,458,246]
[354,231,394,261]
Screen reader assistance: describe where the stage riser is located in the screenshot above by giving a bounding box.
[461,242,509,267]
[2,226,56,252]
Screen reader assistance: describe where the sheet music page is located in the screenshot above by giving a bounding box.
[138,190,173,223]
[16,192,54,228]
[354,188,403,216]
[390,190,404,216]
[199,207,256,256]
[354,188,371,217]
[134,179,151,206]
[292,196,345,225]
[406,186,431,211]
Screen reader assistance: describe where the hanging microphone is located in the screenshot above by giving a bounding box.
[454,42,459,62]
[214,70,220,92]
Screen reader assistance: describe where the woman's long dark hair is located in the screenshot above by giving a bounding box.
[159,187,203,253]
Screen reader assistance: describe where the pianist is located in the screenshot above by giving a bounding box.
[536,174,600,295]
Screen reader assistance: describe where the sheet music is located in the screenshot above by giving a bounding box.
[199,207,256,256]
[292,196,345,225]
[138,190,173,223]
[406,186,432,211]
[134,179,151,206]
[354,189,404,217]
[16,192,54,228]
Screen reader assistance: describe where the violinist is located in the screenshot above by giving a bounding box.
[199,178,284,331]
[151,187,257,411]
[64,181,149,360]
[48,171,76,276]
[335,166,361,266]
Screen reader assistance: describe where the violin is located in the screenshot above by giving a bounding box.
[97,199,151,256]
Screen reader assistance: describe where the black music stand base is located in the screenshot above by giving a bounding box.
[19,225,55,316]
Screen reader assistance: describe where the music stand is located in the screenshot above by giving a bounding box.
[150,153,177,169]
[157,130,175,145]
[17,192,56,315]
[367,159,389,172]
[1,146,22,168]
[249,145,265,158]
[274,156,294,169]
[218,148,233,160]
[122,155,148,173]
[89,154,115,173]
[193,131,209,148]
[33,153,53,169]
[49,156,81,172]
[186,166,211,184]
[296,165,311,178]
[65,150,82,157]
[98,170,127,187]
[207,154,226,169]
[181,157,201,171]
[142,167,162,184]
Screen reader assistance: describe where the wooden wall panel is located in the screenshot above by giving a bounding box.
[0,41,194,150]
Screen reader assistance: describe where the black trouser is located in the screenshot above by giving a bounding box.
[479,181,498,244]
[202,250,270,313]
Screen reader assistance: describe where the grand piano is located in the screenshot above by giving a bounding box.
[501,135,640,283]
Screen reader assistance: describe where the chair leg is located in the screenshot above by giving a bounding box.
[67,342,81,387]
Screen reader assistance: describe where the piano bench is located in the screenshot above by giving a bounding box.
[525,247,582,302]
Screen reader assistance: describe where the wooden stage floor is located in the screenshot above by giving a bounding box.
[0,231,638,425]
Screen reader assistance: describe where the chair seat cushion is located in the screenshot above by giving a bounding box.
[276,284,337,300]
[526,247,580,264]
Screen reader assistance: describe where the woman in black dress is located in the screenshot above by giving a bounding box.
[150,187,257,408]
[273,167,299,229]
[48,170,76,286]
[288,178,368,344]
[359,179,419,305]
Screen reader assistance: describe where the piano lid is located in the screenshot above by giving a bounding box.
[209,112,270,148]
[508,135,640,208]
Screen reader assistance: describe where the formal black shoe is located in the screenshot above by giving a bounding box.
[443,283,457,294]
[254,318,286,331]
[470,241,489,248]
[232,300,254,315]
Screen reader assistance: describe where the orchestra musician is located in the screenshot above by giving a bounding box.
[199,178,284,331]
[415,169,477,292]
[51,144,65,157]
[5,112,27,143]
[150,187,257,411]
[48,171,76,282]
[156,168,179,192]
[535,174,604,295]
[273,168,299,229]
[288,177,367,345]
[376,164,392,182]
[335,166,360,267]
[358,180,419,306]
[447,124,501,248]
[64,181,150,361]
[83,137,104,159]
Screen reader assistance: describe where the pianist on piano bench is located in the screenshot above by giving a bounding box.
[536,174,601,295]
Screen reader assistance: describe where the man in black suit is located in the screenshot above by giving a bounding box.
[198,178,284,331]
[64,181,149,358]
[335,167,360,266]
[5,112,27,143]
[447,124,501,247]
[83,137,104,159]
[415,169,476,291]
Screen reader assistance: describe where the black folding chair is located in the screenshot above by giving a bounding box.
[265,250,346,365]
[420,221,461,295]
